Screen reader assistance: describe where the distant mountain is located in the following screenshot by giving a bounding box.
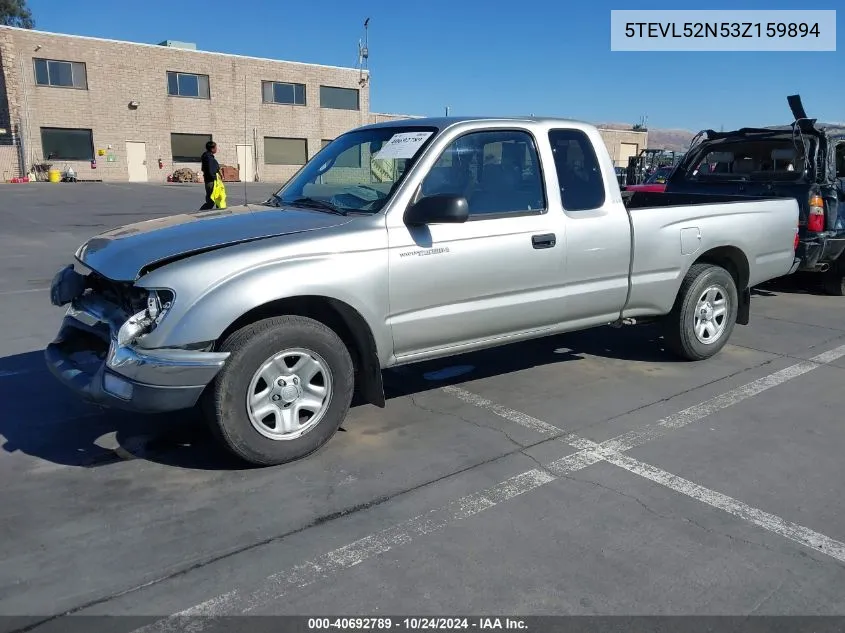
[597,122,697,152]
[646,128,699,152]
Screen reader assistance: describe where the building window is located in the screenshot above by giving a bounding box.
[321,139,361,168]
[167,71,210,99]
[264,137,308,165]
[41,127,94,160]
[33,58,87,89]
[171,133,212,163]
[319,86,359,111]
[261,81,305,105]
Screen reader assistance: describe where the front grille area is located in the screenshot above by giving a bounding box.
[62,324,110,361]
[85,272,149,315]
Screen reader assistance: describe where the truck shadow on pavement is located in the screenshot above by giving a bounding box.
[0,351,244,470]
[0,321,691,472]
[755,271,833,297]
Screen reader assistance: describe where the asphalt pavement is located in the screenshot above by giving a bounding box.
[1,183,844,631]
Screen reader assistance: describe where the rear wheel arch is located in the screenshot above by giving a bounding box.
[692,245,750,290]
[216,296,385,408]
[689,246,751,325]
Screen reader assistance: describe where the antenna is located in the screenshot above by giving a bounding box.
[357,18,370,88]
[243,73,248,206]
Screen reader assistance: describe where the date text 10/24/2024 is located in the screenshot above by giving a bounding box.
[307,618,527,630]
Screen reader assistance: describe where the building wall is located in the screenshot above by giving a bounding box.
[597,128,648,167]
[0,26,371,183]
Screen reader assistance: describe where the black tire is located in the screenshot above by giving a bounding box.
[664,263,739,361]
[822,270,845,296]
[202,315,355,466]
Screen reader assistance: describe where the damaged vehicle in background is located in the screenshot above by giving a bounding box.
[665,95,845,295]
[622,166,673,193]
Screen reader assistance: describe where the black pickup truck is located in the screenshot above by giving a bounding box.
[664,95,845,295]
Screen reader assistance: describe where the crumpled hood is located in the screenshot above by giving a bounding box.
[75,204,352,281]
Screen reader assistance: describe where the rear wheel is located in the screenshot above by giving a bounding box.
[664,263,738,361]
[822,268,845,296]
[202,315,355,466]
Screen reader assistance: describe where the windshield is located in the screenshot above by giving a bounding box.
[682,137,811,182]
[272,126,439,214]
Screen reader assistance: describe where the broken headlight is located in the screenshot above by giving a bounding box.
[116,289,175,348]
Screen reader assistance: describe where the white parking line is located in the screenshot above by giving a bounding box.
[0,287,49,295]
[603,451,845,563]
[128,341,845,628]
[447,343,845,453]
[442,385,564,436]
[134,469,557,631]
[444,346,845,564]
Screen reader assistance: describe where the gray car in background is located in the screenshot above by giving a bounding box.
[46,117,801,466]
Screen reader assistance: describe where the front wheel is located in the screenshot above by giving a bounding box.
[664,263,738,361]
[202,315,355,466]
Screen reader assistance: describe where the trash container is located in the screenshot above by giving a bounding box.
[48,169,61,183]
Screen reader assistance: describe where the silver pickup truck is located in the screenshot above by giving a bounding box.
[46,117,801,466]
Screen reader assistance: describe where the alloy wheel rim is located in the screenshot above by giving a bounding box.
[693,284,729,345]
[246,348,333,441]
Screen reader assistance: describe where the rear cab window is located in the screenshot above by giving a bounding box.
[548,129,606,211]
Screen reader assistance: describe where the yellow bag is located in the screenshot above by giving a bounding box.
[210,174,227,209]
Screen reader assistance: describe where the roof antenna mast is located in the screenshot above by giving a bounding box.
[358,18,370,88]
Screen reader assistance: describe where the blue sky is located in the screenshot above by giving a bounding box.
[27,0,843,131]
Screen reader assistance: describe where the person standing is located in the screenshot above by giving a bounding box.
[199,141,221,210]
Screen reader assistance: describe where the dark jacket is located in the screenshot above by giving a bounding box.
[201,150,220,183]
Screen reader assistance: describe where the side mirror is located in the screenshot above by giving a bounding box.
[404,194,469,226]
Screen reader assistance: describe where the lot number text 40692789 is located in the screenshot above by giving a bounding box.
[307,617,528,630]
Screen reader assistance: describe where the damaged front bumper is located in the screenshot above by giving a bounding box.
[44,292,229,413]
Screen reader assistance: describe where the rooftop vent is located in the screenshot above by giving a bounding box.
[158,40,197,50]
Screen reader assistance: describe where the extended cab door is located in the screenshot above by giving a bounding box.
[546,128,632,324]
[386,127,568,362]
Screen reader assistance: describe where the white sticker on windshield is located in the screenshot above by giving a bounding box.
[373,132,434,160]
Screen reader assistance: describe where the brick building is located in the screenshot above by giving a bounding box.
[0,25,409,183]
[0,25,647,184]
[597,127,649,168]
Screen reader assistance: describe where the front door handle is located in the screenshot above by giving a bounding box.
[532,233,556,249]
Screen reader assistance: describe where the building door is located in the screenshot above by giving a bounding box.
[125,141,148,182]
[618,142,639,169]
[236,144,255,182]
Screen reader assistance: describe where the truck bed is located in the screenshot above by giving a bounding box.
[619,191,800,319]
[621,190,787,209]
